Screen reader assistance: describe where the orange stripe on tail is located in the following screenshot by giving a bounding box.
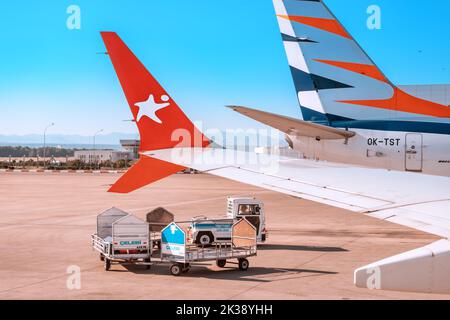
[277,15,351,39]
[312,59,450,117]
[339,88,450,118]
[314,59,389,83]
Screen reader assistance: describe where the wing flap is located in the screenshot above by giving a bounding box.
[368,201,450,238]
[203,166,368,212]
[266,179,391,210]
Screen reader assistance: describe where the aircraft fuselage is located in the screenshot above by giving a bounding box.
[290,129,450,177]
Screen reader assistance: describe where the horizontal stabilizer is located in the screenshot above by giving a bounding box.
[227,105,355,140]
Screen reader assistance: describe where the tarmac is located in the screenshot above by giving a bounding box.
[0,171,448,300]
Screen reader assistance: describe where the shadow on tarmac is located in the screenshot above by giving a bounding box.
[257,243,348,252]
[119,263,337,283]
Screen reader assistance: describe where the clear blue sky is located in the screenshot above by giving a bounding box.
[1,0,449,136]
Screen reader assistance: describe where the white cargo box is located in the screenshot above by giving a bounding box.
[112,214,149,250]
[92,208,151,270]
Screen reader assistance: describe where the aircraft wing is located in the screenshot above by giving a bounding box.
[145,147,450,294]
[147,148,450,237]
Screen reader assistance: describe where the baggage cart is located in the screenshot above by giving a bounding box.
[91,207,152,270]
[160,218,257,276]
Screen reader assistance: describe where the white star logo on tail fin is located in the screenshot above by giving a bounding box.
[134,94,171,124]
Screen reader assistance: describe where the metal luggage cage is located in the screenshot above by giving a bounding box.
[159,219,257,276]
[174,243,256,263]
[91,210,154,270]
[158,242,257,262]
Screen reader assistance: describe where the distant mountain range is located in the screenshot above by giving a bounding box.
[0,132,139,147]
[0,130,287,149]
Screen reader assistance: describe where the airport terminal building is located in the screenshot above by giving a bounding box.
[74,139,140,163]
[74,149,132,163]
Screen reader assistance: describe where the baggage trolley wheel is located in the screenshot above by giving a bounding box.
[238,258,249,271]
[182,263,191,273]
[145,258,151,270]
[104,258,111,271]
[99,254,105,262]
[216,259,227,268]
[170,263,183,276]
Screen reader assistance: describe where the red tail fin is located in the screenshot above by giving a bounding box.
[100,32,210,193]
[101,31,210,151]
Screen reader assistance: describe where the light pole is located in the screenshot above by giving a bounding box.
[43,122,54,169]
[93,129,103,169]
